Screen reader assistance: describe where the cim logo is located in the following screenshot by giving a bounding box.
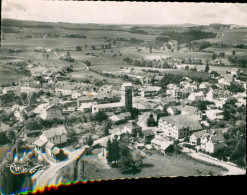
[9,163,27,175]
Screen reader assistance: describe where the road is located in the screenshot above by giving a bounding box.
[137,112,150,128]
[181,148,246,176]
[32,147,85,193]
[53,50,89,70]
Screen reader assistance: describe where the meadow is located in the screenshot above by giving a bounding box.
[1,20,247,86]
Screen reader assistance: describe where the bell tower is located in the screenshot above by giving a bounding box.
[121,83,133,111]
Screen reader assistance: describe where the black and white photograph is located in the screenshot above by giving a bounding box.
[0,0,246,194]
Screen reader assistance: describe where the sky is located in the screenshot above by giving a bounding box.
[2,0,247,25]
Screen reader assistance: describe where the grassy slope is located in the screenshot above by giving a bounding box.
[76,152,226,182]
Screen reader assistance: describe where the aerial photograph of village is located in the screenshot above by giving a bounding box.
[0,1,246,194]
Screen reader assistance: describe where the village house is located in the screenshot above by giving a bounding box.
[218,78,230,86]
[55,87,72,96]
[150,136,174,154]
[39,126,68,145]
[39,104,63,120]
[198,82,211,90]
[181,105,203,118]
[151,109,167,123]
[166,106,183,116]
[23,105,35,117]
[158,115,203,139]
[124,121,142,137]
[205,109,224,120]
[92,102,125,114]
[188,91,204,101]
[205,89,232,101]
[141,86,161,97]
[170,87,188,100]
[2,86,21,95]
[139,129,155,144]
[152,75,164,84]
[71,92,82,100]
[231,68,239,75]
[109,112,131,124]
[33,139,47,153]
[200,133,225,153]
[189,130,205,145]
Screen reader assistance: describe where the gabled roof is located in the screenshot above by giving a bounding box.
[43,126,68,139]
[159,115,202,131]
[142,86,161,92]
[33,139,47,147]
[191,131,205,139]
[181,105,199,114]
[152,109,165,114]
[211,134,225,144]
[168,106,183,113]
[24,105,35,113]
[45,142,55,150]
[78,96,94,102]
[44,104,62,111]
[125,121,141,130]
[51,146,60,155]
[142,129,155,137]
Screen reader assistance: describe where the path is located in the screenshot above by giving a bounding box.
[181,148,246,175]
[53,50,89,70]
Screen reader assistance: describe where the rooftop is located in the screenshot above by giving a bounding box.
[33,139,47,147]
[160,115,202,131]
[125,121,142,130]
[42,126,68,139]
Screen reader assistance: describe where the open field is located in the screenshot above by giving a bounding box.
[0,65,25,85]
[76,152,227,182]
[196,29,247,45]
[2,21,247,85]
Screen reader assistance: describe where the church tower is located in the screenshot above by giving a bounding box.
[121,83,133,111]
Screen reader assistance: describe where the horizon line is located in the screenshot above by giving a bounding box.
[2,17,246,27]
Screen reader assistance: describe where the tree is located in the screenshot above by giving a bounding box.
[228,82,245,93]
[76,46,82,51]
[0,132,8,145]
[204,64,210,73]
[94,111,108,122]
[20,92,27,105]
[104,121,112,136]
[230,137,246,167]
[85,44,87,49]
[149,45,152,53]
[106,137,121,166]
[219,52,225,57]
[85,135,94,147]
[147,114,157,127]
[28,92,37,105]
[91,45,96,50]
[212,53,217,60]
[6,130,15,143]
[106,139,113,165]
[232,50,236,56]
[130,107,139,119]
[210,71,220,77]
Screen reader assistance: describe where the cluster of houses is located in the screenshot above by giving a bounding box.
[1,60,246,162]
[33,126,68,161]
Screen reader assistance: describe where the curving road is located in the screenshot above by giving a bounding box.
[32,147,85,193]
[53,50,89,70]
[181,148,246,176]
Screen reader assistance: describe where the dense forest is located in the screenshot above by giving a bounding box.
[162,29,217,43]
